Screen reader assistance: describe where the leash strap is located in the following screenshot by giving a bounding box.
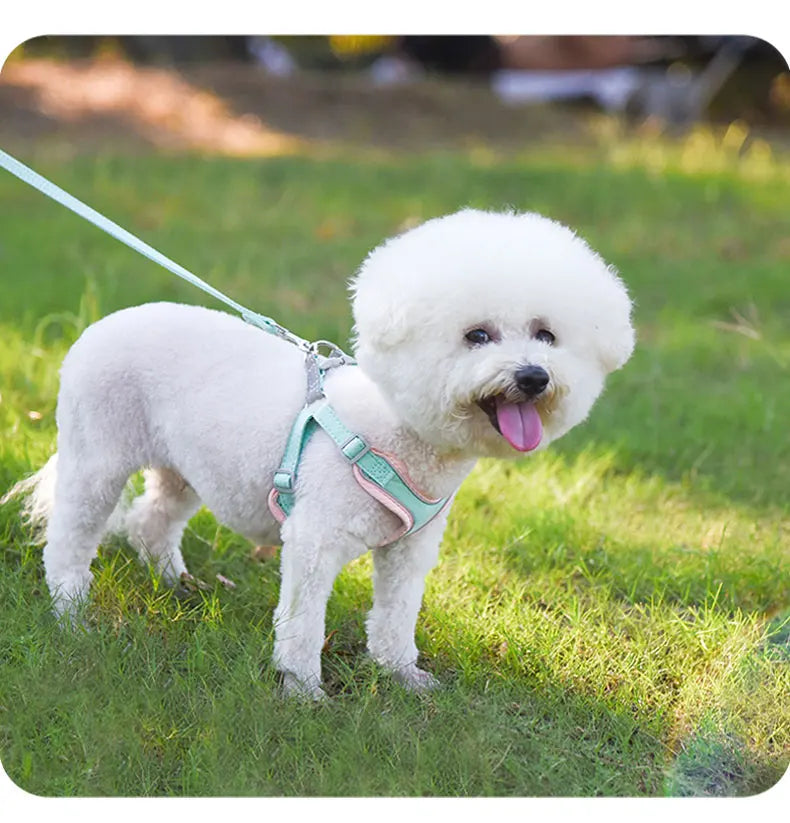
[0,147,316,350]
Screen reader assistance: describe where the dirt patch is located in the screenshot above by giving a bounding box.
[0,57,597,157]
[0,59,299,156]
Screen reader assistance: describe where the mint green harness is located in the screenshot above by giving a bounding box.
[0,148,450,546]
[267,349,450,545]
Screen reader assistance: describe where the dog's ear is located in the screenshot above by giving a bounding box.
[591,267,635,373]
[595,315,636,373]
[351,290,413,350]
[350,266,415,351]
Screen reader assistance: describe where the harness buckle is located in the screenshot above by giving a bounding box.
[340,434,370,464]
[309,339,356,370]
[273,470,295,493]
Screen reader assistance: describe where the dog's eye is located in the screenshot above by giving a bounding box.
[465,328,492,346]
[534,328,556,346]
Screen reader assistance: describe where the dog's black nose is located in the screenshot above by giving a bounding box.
[515,365,549,397]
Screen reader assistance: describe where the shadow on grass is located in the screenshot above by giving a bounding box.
[501,523,787,616]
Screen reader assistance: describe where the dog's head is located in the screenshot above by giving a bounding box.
[351,209,634,458]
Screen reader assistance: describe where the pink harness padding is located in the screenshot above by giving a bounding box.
[268,487,288,524]
[351,464,413,546]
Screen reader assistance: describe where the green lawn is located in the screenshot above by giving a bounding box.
[0,124,789,797]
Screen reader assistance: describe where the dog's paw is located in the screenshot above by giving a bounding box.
[50,592,91,631]
[392,665,440,692]
[54,607,91,633]
[279,672,328,702]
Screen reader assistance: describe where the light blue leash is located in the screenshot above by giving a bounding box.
[0,147,318,352]
[0,147,449,544]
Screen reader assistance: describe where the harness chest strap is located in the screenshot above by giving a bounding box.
[268,398,451,547]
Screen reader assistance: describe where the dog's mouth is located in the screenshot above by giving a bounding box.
[476,395,543,452]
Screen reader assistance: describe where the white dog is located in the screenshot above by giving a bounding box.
[6,208,634,699]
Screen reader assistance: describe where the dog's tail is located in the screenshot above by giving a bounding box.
[1,454,133,542]
[1,453,59,543]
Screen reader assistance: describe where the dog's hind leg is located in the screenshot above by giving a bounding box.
[42,452,131,620]
[125,467,201,584]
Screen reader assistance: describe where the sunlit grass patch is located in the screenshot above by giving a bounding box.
[590,116,790,184]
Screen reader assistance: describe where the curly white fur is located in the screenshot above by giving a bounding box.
[3,208,634,699]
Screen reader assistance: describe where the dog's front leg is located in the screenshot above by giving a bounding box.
[272,517,350,700]
[366,523,446,691]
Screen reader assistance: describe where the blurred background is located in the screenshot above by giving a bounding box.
[1,34,788,158]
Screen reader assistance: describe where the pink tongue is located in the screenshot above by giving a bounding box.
[495,398,543,452]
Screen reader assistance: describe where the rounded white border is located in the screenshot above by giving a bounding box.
[0,0,787,819]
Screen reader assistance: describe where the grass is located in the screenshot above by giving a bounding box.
[1,122,789,797]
